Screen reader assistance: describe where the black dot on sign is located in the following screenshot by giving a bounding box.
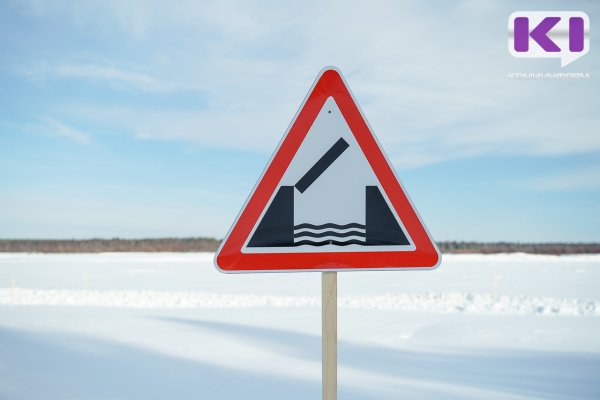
[328,110,331,113]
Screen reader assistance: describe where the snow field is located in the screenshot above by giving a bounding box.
[0,252,599,399]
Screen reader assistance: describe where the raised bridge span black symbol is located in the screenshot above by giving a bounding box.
[247,138,410,248]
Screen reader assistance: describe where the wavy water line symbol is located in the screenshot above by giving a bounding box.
[293,223,366,246]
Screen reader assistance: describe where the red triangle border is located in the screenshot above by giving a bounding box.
[215,67,441,272]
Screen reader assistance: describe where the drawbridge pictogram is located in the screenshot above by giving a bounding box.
[247,137,410,249]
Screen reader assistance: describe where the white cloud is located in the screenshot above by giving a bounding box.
[10,0,600,167]
[54,64,169,92]
[60,104,291,152]
[528,167,600,192]
[14,61,175,92]
[34,117,92,144]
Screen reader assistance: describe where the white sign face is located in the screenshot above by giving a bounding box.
[242,97,414,254]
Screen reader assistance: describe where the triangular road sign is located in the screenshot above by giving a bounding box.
[215,67,441,272]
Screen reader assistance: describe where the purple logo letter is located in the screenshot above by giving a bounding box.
[514,17,561,52]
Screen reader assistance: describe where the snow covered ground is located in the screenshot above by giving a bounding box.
[0,252,599,399]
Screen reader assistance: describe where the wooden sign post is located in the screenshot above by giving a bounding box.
[322,272,337,400]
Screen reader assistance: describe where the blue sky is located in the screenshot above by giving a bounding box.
[0,0,598,242]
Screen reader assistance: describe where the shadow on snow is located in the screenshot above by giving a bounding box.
[0,318,599,399]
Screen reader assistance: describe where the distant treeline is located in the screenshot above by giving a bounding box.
[0,238,598,255]
[439,241,600,255]
[0,238,220,253]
